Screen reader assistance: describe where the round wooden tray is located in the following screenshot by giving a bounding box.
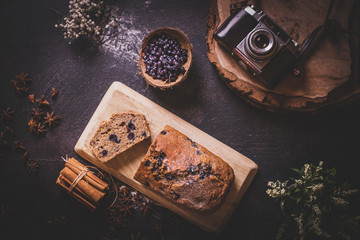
[207,0,360,113]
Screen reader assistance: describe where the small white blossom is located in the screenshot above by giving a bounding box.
[308,183,324,193]
[294,213,305,240]
[331,196,349,206]
[303,164,312,179]
[316,161,323,173]
[55,0,109,44]
[295,179,303,185]
[342,188,358,196]
[267,181,275,188]
[266,181,287,198]
[312,204,322,216]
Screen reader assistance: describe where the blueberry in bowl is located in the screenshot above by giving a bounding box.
[139,27,193,89]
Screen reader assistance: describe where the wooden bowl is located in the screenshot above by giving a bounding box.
[139,27,193,89]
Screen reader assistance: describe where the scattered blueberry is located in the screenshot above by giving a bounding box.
[120,122,125,126]
[165,173,174,180]
[102,150,108,156]
[127,120,136,130]
[188,138,197,148]
[160,131,167,135]
[199,163,212,179]
[195,150,201,155]
[163,163,169,171]
[187,164,197,174]
[152,159,163,171]
[145,160,151,167]
[159,151,166,161]
[127,132,135,140]
[109,134,121,143]
[142,132,147,137]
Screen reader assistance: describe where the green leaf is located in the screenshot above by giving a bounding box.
[276,222,287,240]
[331,168,336,176]
[291,168,301,174]
[296,197,302,204]
[294,188,301,193]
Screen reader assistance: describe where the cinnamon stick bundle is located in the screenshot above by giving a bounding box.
[56,157,109,210]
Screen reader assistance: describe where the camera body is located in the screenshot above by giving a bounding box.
[214,6,299,89]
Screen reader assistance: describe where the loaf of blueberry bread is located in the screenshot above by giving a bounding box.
[134,125,234,211]
[90,111,151,162]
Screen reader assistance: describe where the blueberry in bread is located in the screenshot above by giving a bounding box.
[90,111,151,162]
[134,125,234,211]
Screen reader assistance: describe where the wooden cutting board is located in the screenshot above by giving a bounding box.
[74,81,258,234]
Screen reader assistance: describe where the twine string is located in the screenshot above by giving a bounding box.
[68,169,89,192]
[61,154,69,162]
[60,155,118,209]
[107,173,118,209]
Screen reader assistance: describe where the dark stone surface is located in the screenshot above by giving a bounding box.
[0,0,359,240]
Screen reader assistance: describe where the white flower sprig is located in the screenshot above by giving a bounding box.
[266,180,288,198]
[266,161,360,240]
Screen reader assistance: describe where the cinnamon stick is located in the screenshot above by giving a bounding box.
[65,158,108,192]
[58,175,96,209]
[58,174,92,201]
[56,177,96,210]
[59,167,104,203]
[56,157,110,210]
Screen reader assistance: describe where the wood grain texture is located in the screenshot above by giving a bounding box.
[74,81,258,234]
[207,0,360,113]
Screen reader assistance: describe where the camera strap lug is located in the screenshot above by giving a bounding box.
[230,1,249,14]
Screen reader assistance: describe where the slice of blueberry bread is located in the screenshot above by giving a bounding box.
[134,125,234,211]
[90,111,151,162]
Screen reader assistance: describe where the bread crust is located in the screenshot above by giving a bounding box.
[134,125,234,211]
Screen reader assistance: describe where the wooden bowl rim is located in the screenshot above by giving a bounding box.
[139,27,193,89]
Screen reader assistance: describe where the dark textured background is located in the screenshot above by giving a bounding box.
[0,0,359,239]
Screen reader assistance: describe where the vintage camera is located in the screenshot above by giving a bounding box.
[214,6,300,89]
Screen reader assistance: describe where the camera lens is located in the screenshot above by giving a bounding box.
[245,28,277,61]
[254,34,270,49]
